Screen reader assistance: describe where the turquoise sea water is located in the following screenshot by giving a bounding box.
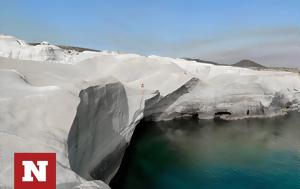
[111,112,300,189]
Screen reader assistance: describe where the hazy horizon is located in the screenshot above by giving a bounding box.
[0,0,299,68]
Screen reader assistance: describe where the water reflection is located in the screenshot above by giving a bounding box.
[111,112,300,189]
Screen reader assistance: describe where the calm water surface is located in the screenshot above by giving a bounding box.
[111,112,300,189]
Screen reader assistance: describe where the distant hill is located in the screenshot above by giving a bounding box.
[57,45,101,52]
[183,58,222,65]
[232,59,265,68]
[184,58,266,69]
[29,43,101,52]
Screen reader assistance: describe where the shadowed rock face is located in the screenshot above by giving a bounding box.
[68,82,129,183]
[144,78,200,121]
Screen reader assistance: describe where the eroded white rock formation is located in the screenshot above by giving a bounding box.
[0,35,299,188]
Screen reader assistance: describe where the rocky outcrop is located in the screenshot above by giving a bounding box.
[0,35,98,63]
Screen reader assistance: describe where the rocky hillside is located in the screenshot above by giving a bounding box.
[233,59,265,68]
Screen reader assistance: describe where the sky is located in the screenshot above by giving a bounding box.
[0,0,299,67]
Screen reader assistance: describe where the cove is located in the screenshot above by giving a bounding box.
[110,112,300,189]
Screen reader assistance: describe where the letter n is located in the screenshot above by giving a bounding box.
[14,153,56,189]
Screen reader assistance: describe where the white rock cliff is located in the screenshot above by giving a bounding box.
[0,34,300,188]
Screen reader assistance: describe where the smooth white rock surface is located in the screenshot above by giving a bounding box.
[0,35,300,188]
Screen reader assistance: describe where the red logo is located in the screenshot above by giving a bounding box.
[14,153,56,189]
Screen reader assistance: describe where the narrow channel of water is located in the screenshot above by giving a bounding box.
[110,112,300,189]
